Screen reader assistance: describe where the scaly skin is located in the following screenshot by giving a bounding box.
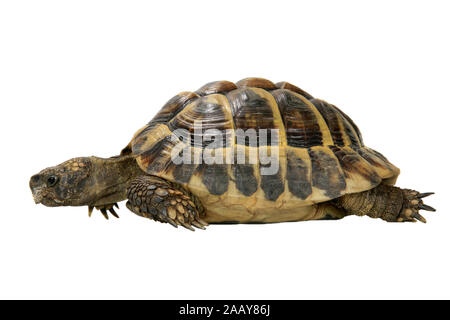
[126,175,208,230]
[332,183,435,223]
[30,155,142,217]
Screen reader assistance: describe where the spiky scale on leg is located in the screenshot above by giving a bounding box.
[417,192,434,199]
[126,175,207,231]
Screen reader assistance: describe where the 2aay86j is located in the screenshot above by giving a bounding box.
[223,304,270,317]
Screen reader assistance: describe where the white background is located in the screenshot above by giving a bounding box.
[0,0,448,299]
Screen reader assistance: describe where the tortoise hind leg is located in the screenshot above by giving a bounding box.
[316,203,348,220]
[126,175,208,231]
[332,183,435,223]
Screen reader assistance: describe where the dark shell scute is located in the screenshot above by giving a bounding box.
[260,163,285,201]
[168,98,233,148]
[149,92,198,125]
[271,89,323,148]
[171,163,198,184]
[286,151,312,200]
[310,99,346,147]
[232,164,258,196]
[197,163,229,196]
[329,146,380,186]
[138,136,174,173]
[227,88,276,147]
[308,148,346,198]
[331,104,364,147]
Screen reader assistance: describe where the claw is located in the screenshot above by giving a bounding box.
[419,204,436,212]
[114,203,119,209]
[413,212,427,223]
[167,219,178,228]
[88,206,94,217]
[100,208,109,220]
[181,221,195,231]
[192,220,206,230]
[109,207,119,218]
[417,192,434,199]
[196,217,209,227]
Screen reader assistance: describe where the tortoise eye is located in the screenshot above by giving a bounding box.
[47,176,59,187]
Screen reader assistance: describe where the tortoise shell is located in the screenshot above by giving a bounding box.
[125,77,399,211]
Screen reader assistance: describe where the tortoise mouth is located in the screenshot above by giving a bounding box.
[31,188,64,207]
[39,197,64,207]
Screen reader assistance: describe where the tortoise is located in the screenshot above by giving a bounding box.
[29,77,435,230]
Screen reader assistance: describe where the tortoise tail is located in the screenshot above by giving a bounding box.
[332,183,435,223]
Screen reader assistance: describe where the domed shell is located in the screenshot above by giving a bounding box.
[126,78,400,207]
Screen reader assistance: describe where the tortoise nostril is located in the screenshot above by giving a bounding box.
[30,174,41,188]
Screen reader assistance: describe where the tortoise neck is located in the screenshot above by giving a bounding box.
[89,155,142,207]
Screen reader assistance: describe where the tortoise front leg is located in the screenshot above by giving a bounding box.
[126,175,208,231]
[88,203,120,219]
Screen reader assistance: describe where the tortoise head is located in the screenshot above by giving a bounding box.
[29,157,95,207]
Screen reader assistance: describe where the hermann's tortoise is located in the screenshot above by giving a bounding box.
[30,77,435,230]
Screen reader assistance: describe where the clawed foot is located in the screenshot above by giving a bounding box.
[398,190,435,223]
[126,176,208,231]
[88,203,120,219]
[126,199,208,231]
